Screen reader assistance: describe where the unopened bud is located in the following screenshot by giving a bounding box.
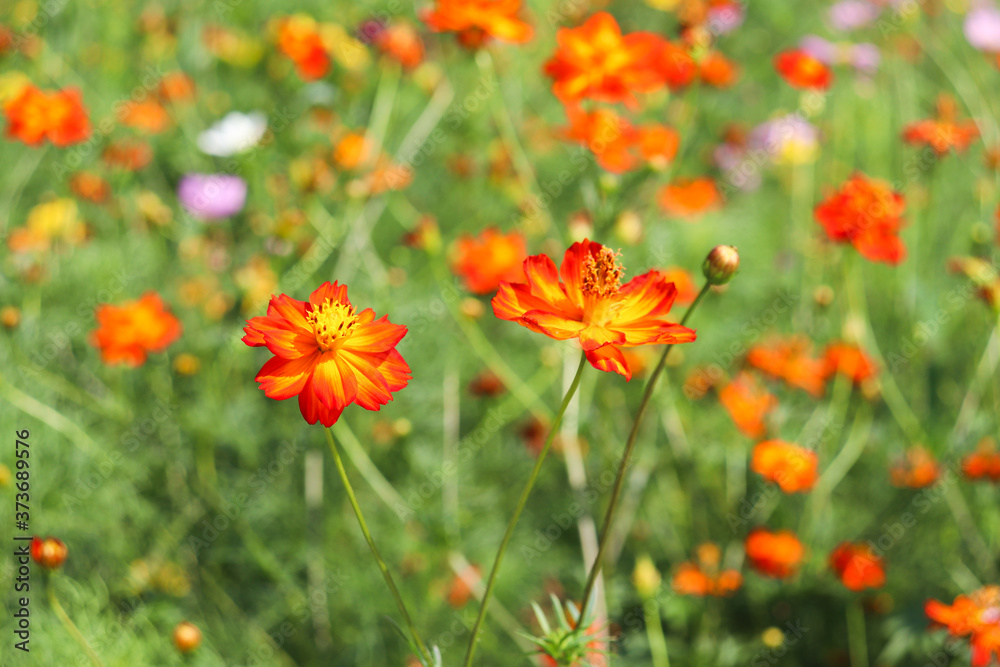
[702,245,739,285]
[173,621,202,653]
[31,536,67,570]
[632,555,662,598]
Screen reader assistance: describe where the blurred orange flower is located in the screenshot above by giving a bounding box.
[243,282,411,427]
[70,171,111,204]
[926,586,1000,667]
[446,565,481,608]
[334,131,372,169]
[544,12,668,105]
[824,342,878,383]
[745,528,805,579]
[492,240,696,380]
[4,84,90,146]
[672,543,743,596]
[890,446,941,488]
[902,94,978,156]
[375,22,425,68]
[423,0,533,45]
[277,15,330,80]
[751,440,818,493]
[962,438,1000,483]
[562,106,678,173]
[103,139,153,171]
[699,51,738,87]
[31,536,68,570]
[451,228,527,295]
[718,371,776,438]
[657,177,721,220]
[91,292,183,367]
[814,173,907,265]
[774,49,832,90]
[661,268,697,305]
[747,336,830,397]
[121,99,171,134]
[829,542,885,591]
[158,71,196,103]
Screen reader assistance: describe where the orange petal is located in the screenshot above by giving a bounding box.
[255,353,318,400]
[312,353,358,411]
[585,344,631,380]
[343,316,407,354]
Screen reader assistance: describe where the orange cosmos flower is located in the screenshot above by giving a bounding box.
[451,227,527,295]
[829,542,885,592]
[158,71,196,103]
[103,139,153,171]
[926,586,1000,667]
[446,564,481,608]
[699,51,738,87]
[70,171,111,204]
[637,125,680,169]
[491,240,697,380]
[375,22,425,68]
[718,371,777,439]
[747,336,830,397]
[423,0,533,45]
[91,292,182,367]
[333,132,372,169]
[890,446,941,488]
[672,543,743,597]
[562,106,679,173]
[774,49,832,90]
[902,94,979,156]
[243,282,411,427]
[4,84,90,147]
[745,528,805,579]
[31,536,68,570]
[814,173,907,265]
[963,438,1000,483]
[277,15,330,80]
[121,99,171,134]
[657,41,698,90]
[658,177,721,220]
[544,12,668,105]
[824,342,878,383]
[751,440,818,493]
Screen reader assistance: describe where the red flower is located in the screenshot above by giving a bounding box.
[451,227,527,294]
[91,292,182,367]
[31,536,68,570]
[243,282,411,427]
[890,446,941,488]
[718,371,776,438]
[926,586,1000,667]
[492,240,696,380]
[745,528,805,579]
[4,85,90,147]
[814,173,907,265]
[544,12,670,105]
[774,49,832,90]
[902,94,979,156]
[824,342,878,383]
[423,0,533,45]
[963,438,1000,482]
[829,542,885,591]
[277,16,330,80]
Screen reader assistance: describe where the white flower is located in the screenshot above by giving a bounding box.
[197,111,267,157]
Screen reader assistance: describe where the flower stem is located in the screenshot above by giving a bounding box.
[644,596,670,667]
[47,577,105,667]
[578,282,711,621]
[323,428,432,664]
[846,598,868,667]
[462,352,589,667]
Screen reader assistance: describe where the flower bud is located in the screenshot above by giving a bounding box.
[632,555,662,598]
[702,245,740,285]
[173,621,202,653]
[31,536,67,570]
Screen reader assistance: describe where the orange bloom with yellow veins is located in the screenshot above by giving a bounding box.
[451,227,527,295]
[4,84,90,147]
[423,0,533,45]
[774,49,832,90]
[926,587,1000,667]
[243,282,411,428]
[751,440,818,493]
[91,292,182,367]
[745,528,805,579]
[748,336,831,397]
[829,542,885,591]
[544,12,669,105]
[718,371,776,439]
[492,240,696,380]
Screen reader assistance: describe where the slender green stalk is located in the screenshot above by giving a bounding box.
[644,597,670,667]
[462,353,589,667]
[846,599,868,667]
[324,428,432,664]
[47,578,105,667]
[578,283,711,621]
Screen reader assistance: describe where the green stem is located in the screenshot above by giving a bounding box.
[323,428,432,664]
[846,599,868,667]
[644,596,670,667]
[47,577,105,667]
[462,353,589,667]
[578,283,711,622]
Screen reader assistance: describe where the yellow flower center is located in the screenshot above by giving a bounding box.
[581,246,623,298]
[307,299,358,351]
